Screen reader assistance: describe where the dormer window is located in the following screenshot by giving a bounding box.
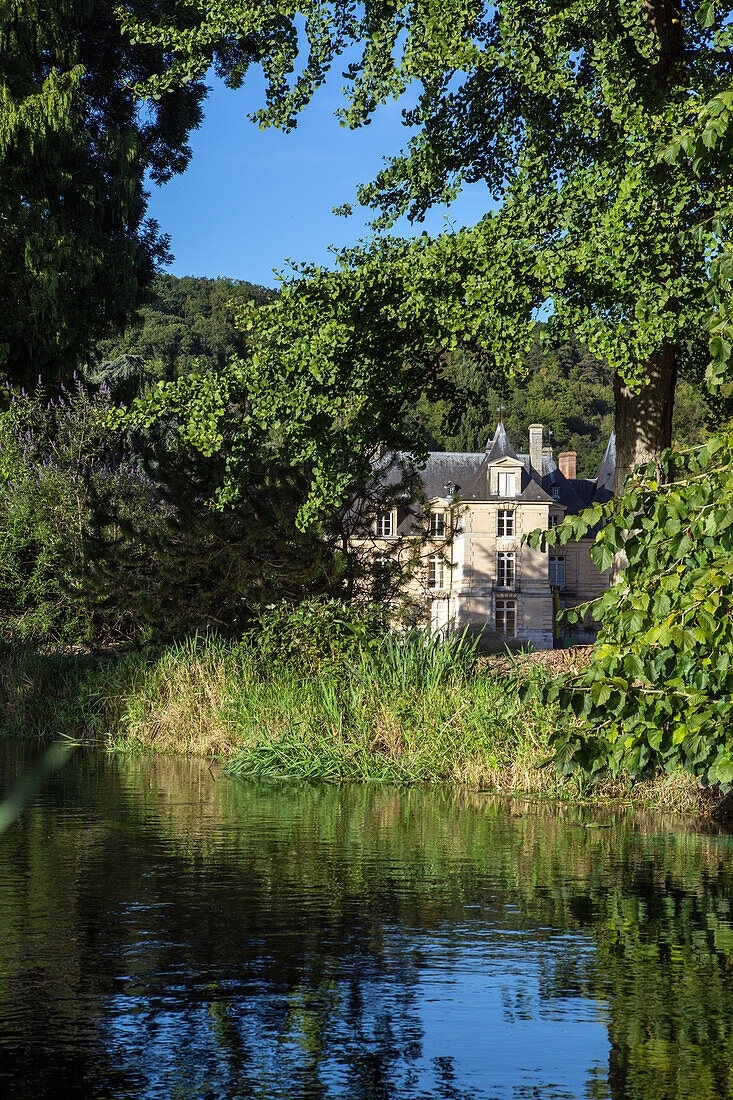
[430,511,446,537]
[375,512,394,537]
[551,486,561,500]
[497,471,517,497]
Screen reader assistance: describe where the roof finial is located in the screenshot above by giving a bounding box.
[496,404,504,424]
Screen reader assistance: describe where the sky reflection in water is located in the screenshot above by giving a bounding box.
[0,749,731,1099]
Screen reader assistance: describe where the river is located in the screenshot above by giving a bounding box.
[1,747,732,1099]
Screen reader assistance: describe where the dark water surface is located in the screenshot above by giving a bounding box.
[1,749,733,1099]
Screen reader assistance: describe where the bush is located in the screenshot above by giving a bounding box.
[526,432,733,789]
[0,380,159,642]
[253,597,389,673]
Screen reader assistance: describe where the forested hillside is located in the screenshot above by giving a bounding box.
[414,338,711,478]
[95,276,712,480]
[94,274,272,379]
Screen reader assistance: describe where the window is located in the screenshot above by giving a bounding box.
[551,486,561,500]
[497,551,515,589]
[431,599,450,633]
[430,510,446,537]
[496,599,516,636]
[549,555,566,589]
[375,512,394,537]
[428,554,447,589]
[374,554,390,579]
[548,514,561,529]
[497,509,515,537]
[497,471,517,497]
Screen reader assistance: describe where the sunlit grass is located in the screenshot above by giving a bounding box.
[0,634,704,809]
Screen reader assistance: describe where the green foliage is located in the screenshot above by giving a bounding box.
[24,628,557,790]
[356,629,480,694]
[0,378,350,644]
[0,2,207,386]
[252,597,389,673]
[0,380,155,641]
[79,445,348,642]
[418,337,713,475]
[525,432,733,788]
[94,274,274,380]
[115,228,535,525]
[112,0,733,513]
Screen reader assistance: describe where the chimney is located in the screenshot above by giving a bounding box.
[529,424,543,481]
[558,451,577,480]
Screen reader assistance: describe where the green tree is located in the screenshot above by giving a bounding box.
[94,275,274,380]
[118,0,733,504]
[527,433,733,788]
[415,336,711,477]
[0,2,214,387]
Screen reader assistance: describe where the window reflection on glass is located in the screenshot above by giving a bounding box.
[497,551,515,588]
[496,598,516,635]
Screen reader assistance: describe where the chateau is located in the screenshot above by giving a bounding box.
[368,422,615,650]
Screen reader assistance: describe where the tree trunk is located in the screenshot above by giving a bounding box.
[612,0,683,497]
[613,343,677,496]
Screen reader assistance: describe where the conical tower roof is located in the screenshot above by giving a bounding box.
[484,421,519,463]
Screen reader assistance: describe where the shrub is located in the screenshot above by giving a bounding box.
[0,380,159,642]
[253,597,389,673]
[526,432,733,789]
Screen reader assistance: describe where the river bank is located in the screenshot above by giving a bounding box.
[0,635,711,815]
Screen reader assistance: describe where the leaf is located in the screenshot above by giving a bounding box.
[593,543,614,572]
[697,2,716,29]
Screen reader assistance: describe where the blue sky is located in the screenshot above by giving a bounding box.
[145,69,491,289]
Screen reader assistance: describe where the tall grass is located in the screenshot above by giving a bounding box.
[0,633,703,807]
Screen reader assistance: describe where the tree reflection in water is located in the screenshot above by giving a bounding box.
[0,748,732,1099]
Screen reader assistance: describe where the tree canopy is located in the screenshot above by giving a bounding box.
[526,433,733,788]
[115,0,733,509]
[416,336,712,475]
[0,2,210,387]
[94,274,273,379]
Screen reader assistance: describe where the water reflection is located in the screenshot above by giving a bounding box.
[0,749,732,1098]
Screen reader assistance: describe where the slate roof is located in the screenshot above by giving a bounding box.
[484,421,519,463]
[519,478,555,504]
[414,451,486,500]
[411,422,616,516]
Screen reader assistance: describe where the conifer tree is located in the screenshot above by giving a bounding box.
[0,2,210,387]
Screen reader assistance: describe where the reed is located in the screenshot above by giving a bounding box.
[0,634,704,809]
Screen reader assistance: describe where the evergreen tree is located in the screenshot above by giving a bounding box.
[0,2,210,387]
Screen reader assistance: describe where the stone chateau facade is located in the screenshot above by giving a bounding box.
[367,422,616,650]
